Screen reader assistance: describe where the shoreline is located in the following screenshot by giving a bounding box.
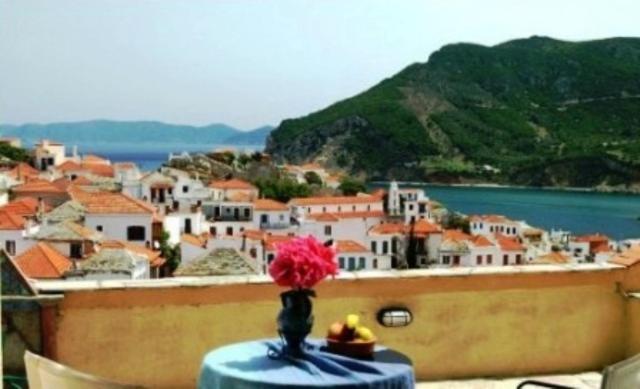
[369,181,640,195]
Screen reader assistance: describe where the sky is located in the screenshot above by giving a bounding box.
[1,0,639,130]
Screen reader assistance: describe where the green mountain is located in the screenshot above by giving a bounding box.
[266,36,640,188]
[0,120,272,146]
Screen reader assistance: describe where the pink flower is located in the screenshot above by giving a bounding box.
[268,235,338,289]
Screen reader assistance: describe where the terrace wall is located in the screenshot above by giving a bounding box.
[36,264,640,388]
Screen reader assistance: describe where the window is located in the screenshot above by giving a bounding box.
[5,240,16,256]
[244,208,250,218]
[408,204,414,211]
[516,254,522,264]
[279,214,284,221]
[226,226,233,236]
[453,256,460,266]
[307,207,311,213]
[324,225,332,236]
[419,204,426,213]
[367,205,371,211]
[322,207,326,212]
[127,226,145,241]
[443,255,450,265]
[476,255,482,265]
[503,254,509,265]
[70,243,82,259]
[352,205,356,211]
[338,206,342,212]
[373,259,378,269]
[268,254,275,263]
[210,226,217,236]
[490,226,494,232]
[96,225,103,232]
[348,257,356,270]
[382,241,389,254]
[184,219,192,234]
[182,185,189,193]
[339,257,345,269]
[359,257,365,269]
[487,254,493,264]
[371,241,377,254]
[249,248,257,258]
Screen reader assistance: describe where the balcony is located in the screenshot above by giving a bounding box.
[4,262,640,388]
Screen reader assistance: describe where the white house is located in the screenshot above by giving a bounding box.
[335,240,374,271]
[70,188,158,246]
[289,195,384,221]
[0,210,38,256]
[208,178,258,202]
[469,215,521,237]
[253,199,291,230]
[34,139,66,171]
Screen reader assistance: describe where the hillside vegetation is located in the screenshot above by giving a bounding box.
[266,36,640,189]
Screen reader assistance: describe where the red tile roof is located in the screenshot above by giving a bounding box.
[181,233,209,247]
[0,210,26,230]
[7,163,40,180]
[81,163,114,177]
[12,179,67,194]
[83,154,110,164]
[443,229,472,241]
[472,235,494,247]
[531,251,571,265]
[56,160,83,172]
[14,242,72,279]
[70,187,156,214]
[0,197,49,217]
[411,219,442,236]
[209,178,256,190]
[495,234,525,251]
[609,245,640,267]
[253,199,288,211]
[369,222,406,235]
[100,240,165,267]
[336,240,368,253]
[264,235,295,251]
[470,214,516,224]
[289,195,381,206]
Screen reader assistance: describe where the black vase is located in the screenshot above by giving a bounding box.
[277,289,315,356]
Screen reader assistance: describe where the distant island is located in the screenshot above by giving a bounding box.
[0,120,273,147]
[266,36,640,191]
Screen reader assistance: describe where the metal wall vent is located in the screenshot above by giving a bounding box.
[377,307,412,327]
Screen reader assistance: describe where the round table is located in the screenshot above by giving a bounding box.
[198,338,414,389]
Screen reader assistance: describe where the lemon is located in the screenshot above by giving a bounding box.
[355,326,374,341]
[346,314,359,329]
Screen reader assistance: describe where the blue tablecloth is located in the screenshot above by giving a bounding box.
[198,339,414,389]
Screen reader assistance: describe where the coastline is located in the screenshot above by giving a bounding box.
[369,181,640,195]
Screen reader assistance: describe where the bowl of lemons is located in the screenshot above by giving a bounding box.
[326,314,376,358]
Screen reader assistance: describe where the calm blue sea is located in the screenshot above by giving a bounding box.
[423,185,640,240]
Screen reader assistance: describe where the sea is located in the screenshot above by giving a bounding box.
[83,145,640,240]
[421,184,640,240]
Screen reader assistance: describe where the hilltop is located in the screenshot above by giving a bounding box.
[0,120,273,147]
[266,36,640,189]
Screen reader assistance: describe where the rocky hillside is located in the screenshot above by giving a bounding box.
[266,36,640,188]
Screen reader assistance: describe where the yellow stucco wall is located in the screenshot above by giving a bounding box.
[51,268,637,388]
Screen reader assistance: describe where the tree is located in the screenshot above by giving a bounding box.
[443,212,470,234]
[0,143,30,162]
[159,230,181,273]
[253,177,311,202]
[338,177,366,196]
[404,220,419,269]
[304,171,323,186]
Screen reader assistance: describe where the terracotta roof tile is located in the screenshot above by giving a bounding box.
[0,197,49,217]
[289,195,380,206]
[336,240,368,253]
[181,233,209,247]
[14,242,72,279]
[12,179,66,194]
[609,245,640,267]
[254,199,288,211]
[531,251,571,265]
[7,163,39,180]
[209,178,256,190]
[70,187,156,214]
[369,222,406,235]
[495,234,525,251]
[100,240,164,267]
[0,210,26,230]
[411,219,442,235]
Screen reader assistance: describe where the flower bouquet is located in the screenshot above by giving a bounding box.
[268,236,337,356]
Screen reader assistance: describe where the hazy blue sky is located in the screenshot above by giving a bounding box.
[1,0,638,129]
